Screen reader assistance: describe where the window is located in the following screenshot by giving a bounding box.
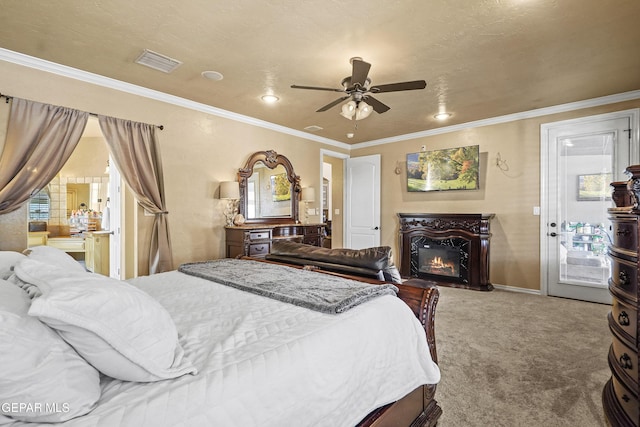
[29,189,50,220]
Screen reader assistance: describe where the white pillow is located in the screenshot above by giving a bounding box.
[15,258,197,382]
[0,250,26,280]
[24,245,86,273]
[0,279,101,423]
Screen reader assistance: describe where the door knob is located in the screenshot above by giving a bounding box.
[373,226,379,230]
[549,232,557,237]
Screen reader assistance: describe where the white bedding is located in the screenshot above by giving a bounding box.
[5,270,440,427]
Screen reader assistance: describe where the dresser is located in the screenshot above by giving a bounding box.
[603,167,640,427]
[225,224,325,259]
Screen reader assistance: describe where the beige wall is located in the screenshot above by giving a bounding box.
[352,100,640,290]
[1,58,639,289]
[0,60,347,275]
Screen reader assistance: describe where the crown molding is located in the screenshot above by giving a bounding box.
[2,47,639,152]
[351,89,640,149]
[0,48,350,151]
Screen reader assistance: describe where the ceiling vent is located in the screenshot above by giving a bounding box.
[134,49,182,73]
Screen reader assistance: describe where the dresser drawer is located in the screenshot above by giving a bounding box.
[611,335,639,385]
[248,230,271,241]
[611,217,638,252]
[610,256,638,299]
[248,243,270,256]
[611,298,638,344]
[611,373,639,424]
[303,225,323,236]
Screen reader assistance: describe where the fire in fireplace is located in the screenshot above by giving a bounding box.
[419,246,460,278]
[409,236,470,284]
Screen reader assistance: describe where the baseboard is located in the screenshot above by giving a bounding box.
[492,283,541,295]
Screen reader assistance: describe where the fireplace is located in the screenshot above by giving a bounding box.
[398,213,494,291]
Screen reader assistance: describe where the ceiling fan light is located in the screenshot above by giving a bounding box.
[355,101,373,120]
[340,101,356,119]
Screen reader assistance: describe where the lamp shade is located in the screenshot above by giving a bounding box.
[301,187,315,202]
[220,181,240,199]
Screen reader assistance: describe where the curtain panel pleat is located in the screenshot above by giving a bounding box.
[98,115,173,274]
[0,98,88,214]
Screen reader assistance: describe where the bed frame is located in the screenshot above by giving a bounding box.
[249,258,443,427]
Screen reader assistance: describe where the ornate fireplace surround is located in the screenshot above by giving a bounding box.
[398,213,495,291]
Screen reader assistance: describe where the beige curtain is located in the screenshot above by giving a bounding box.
[0,98,88,214]
[98,115,173,274]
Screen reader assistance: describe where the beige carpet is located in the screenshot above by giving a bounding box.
[434,286,612,427]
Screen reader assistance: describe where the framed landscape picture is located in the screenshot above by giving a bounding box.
[577,173,612,201]
[406,145,480,192]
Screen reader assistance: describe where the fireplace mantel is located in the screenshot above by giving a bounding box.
[398,213,495,291]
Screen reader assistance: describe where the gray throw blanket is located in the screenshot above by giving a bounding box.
[178,259,398,314]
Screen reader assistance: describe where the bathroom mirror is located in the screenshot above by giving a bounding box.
[238,150,300,224]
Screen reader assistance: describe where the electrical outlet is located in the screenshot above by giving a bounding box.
[533,206,540,216]
[334,209,340,215]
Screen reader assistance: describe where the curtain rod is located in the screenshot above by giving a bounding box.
[0,92,164,130]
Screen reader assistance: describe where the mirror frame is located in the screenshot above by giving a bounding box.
[238,150,301,224]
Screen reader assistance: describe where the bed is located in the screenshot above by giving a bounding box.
[0,247,441,427]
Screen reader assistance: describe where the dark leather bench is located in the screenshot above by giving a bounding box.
[265,241,402,283]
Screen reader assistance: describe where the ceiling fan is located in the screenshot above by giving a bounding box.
[291,57,427,120]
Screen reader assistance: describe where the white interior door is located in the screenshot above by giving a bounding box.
[542,111,638,303]
[345,154,380,249]
[107,156,122,279]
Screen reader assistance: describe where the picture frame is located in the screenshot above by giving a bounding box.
[270,173,291,202]
[406,145,480,192]
[577,173,612,201]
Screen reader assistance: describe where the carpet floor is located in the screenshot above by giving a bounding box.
[434,286,612,427]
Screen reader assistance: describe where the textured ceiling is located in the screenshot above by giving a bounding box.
[1,0,640,144]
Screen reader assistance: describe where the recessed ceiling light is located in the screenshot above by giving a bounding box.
[434,112,452,121]
[261,95,279,103]
[346,133,354,139]
[134,49,182,73]
[201,70,224,81]
[304,125,323,132]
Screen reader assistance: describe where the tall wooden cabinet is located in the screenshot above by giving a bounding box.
[603,166,640,427]
[225,224,325,259]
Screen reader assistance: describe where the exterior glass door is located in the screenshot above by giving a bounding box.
[545,114,633,304]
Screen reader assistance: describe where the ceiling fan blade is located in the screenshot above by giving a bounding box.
[291,84,345,92]
[316,96,350,112]
[351,59,371,88]
[370,80,427,93]
[364,96,391,114]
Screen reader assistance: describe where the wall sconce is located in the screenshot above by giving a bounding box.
[301,187,315,224]
[220,181,240,226]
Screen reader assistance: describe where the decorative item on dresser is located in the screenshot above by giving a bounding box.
[397,213,495,291]
[604,166,640,427]
[219,181,240,227]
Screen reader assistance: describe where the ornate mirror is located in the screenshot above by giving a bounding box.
[238,150,301,224]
